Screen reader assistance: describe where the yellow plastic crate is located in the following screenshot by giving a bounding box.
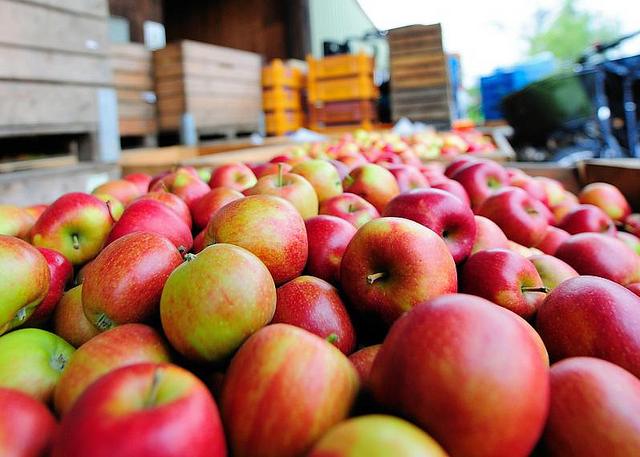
[307,53,374,80]
[262,59,304,89]
[265,110,304,136]
[308,75,378,103]
[262,87,302,111]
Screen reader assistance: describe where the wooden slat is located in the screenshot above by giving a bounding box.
[388,24,442,40]
[392,75,449,89]
[392,64,447,80]
[114,72,153,90]
[118,102,155,119]
[24,0,108,18]
[158,95,260,115]
[109,43,151,60]
[389,45,445,57]
[111,58,152,74]
[391,53,445,67]
[119,118,157,136]
[117,89,153,103]
[0,0,108,54]
[0,81,97,129]
[155,60,260,82]
[0,44,111,85]
[0,154,78,173]
[180,40,262,68]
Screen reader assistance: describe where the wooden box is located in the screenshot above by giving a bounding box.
[154,40,262,135]
[308,100,377,127]
[0,0,110,138]
[109,43,157,137]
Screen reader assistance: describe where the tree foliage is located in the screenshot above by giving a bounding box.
[527,0,620,63]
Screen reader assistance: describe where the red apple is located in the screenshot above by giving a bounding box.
[382,164,429,193]
[508,173,548,206]
[541,357,640,456]
[348,344,381,388]
[54,323,170,415]
[535,176,565,207]
[579,182,631,221]
[92,179,142,205]
[291,159,343,202]
[535,226,571,255]
[250,161,292,178]
[451,160,508,208]
[370,294,549,457]
[558,204,616,235]
[53,363,226,457]
[340,217,457,325]
[0,205,34,239]
[627,282,640,297]
[31,192,114,265]
[555,233,639,285]
[209,162,257,192]
[83,232,183,331]
[444,156,477,178]
[308,415,448,457]
[106,199,193,251]
[27,247,73,324]
[190,187,243,230]
[273,276,355,354]
[343,164,400,213]
[150,169,210,208]
[53,285,100,347]
[461,248,546,319]
[618,231,640,255]
[537,275,640,377]
[135,191,192,229]
[0,387,56,457]
[192,230,206,253]
[625,213,640,237]
[429,177,471,206]
[221,324,359,457]
[123,172,152,194]
[244,168,319,219]
[551,191,580,223]
[478,187,549,247]
[0,236,49,334]
[160,244,276,363]
[471,215,510,254]
[319,193,380,228]
[204,195,307,285]
[93,193,125,221]
[305,215,357,284]
[529,254,578,291]
[383,188,476,263]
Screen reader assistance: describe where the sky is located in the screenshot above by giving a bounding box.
[358,0,639,86]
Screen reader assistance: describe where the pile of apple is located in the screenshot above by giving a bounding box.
[1,145,640,457]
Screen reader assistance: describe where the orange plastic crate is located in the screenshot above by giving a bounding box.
[308,75,378,103]
[262,87,302,111]
[262,59,304,89]
[307,53,374,80]
[265,110,304,136]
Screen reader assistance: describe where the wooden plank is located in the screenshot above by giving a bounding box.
[389,45,445,57]
[0,81,98,129]
[155,60,260,82]
[114,72,153,90]
[158,95,260,115]
[0,0,108,54]
[180,40,262,68]
[119,118,157,136]
[392,75,449,89]
[391,53,445,68]
[117,89,154,103]
[0,44,111,85]
[392,64,447,79]
[118,102,155,119]
[109,43,151,60]
[23,0,108,18]
[155,77,261,98]
[388,24,442,40]
[159,113,259,132]
[0,154,78,173]
[391,85,450,104]
[111,58,152,74]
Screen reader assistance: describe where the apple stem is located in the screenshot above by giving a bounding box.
[277,163,284,187]
[326,333,338,345]
[183,253,197,262]
[72,234,80,250]
[521,286,550,294]
[348,204,355,213]
[105,200,116,223]
[367,272,386,284]
[343,174,354,188]
[144,369,162,409]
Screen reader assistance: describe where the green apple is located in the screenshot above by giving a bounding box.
[0,328,74,403]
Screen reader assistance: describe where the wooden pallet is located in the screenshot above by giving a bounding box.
[110,43,157,139]
[308,100,377,128]
[154,40,262,137]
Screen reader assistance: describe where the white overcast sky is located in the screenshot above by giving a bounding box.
[358,0,640,86]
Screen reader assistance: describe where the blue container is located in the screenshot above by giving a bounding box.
[481,55,556,120]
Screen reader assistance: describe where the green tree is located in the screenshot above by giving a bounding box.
[527,0,620,63]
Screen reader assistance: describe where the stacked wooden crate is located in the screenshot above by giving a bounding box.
[307,53,378,130]
[388,24,453,127]
[154,40,262,139]
[262,59,305,136]
[0,0,112,160]
[109,43,157,142]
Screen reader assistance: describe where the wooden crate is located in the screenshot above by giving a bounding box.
[0,0,110,159]
[154,40,262,136]
[388,23,453,125]
[110,43,157,138]
[578,159,640,210]
[308,100,377,128]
